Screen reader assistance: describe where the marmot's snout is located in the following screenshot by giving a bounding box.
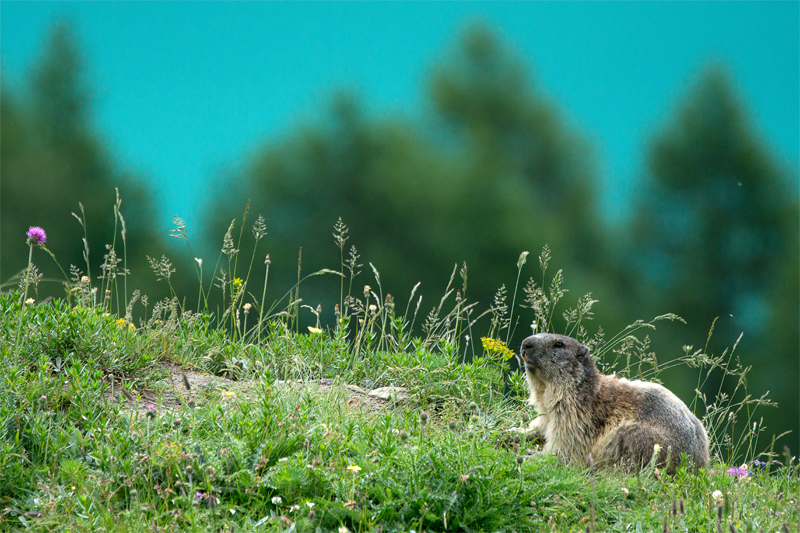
[520,335,542,368]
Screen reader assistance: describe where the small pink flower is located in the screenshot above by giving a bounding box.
[725,466,750,478]
[27,226,47,245]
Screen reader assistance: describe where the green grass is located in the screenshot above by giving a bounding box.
[1,213,798,532]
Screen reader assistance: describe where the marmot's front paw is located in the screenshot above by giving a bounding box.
[506,426,544,445]
[525,431,544,445]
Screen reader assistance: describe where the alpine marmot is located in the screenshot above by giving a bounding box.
[520,333,709,473]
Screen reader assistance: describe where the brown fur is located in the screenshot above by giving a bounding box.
[520,333,709,473]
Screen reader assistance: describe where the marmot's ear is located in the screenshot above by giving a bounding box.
[577,344,589,359]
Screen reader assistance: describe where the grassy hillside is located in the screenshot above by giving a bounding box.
[1,221,797,532]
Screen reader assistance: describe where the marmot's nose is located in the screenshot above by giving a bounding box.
[520,336,536,361]
[521,337,535,351]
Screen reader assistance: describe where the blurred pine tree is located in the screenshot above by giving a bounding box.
[631,65,799,452]
[1,21,168,308]
[205,25,622,345]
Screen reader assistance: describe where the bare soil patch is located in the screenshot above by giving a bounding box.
[107,362,409,416]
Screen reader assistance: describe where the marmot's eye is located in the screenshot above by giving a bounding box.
[554,341,564,348]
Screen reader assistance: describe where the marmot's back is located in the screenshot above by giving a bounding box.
[599,377,709,472]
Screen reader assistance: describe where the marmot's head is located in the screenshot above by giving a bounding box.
[520,333,596,387]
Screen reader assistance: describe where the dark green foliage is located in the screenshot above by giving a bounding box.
[3,293,154,375]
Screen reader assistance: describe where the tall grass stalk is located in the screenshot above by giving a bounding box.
[100,190,124,316]
[233,200,250,279]
[294,247,302,333]
[170,215,208,313]
[71,202,92,284]
[112,188,130,315]
[195,257,204,312]
[118,211,128,313]
[246,215,267,292]
[257,254,271,345]
[505,251,529,345]
[333,217,349,314]
[13,238,37,361]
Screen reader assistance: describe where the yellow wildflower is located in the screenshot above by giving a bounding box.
[480,337,515,361]
[307,326,323,335]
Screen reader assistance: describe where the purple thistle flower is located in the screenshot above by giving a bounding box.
[193,491,205,504]
[27,226,47,245]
